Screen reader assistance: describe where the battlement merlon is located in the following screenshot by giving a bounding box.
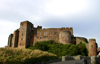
[37,25,42,29]
[89,39,96,42]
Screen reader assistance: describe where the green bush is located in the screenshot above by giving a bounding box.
[34,42,50,51]
[28,40,89,57]
[78,42,88,56]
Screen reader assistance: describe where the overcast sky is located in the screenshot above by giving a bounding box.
[0,0,100,48]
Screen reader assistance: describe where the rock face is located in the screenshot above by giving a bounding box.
[59,31,71,44]
[89,39,97,57]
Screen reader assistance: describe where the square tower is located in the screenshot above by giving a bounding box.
[18,21,33,48]
[12,30,19,47]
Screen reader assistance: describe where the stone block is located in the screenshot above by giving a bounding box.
[91,56,97,64]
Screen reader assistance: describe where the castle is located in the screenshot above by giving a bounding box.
[8,21,100,57]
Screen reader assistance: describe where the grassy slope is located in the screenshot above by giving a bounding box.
[0,47,57,64]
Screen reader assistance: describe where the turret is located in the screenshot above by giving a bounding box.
[59,31,71,44]
[37,25,42,29]
[88,39,97,57]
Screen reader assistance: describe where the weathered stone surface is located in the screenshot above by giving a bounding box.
[18,21,34,48]
[59,31,71,44]
[12,29,19,47]
[8,34,13,47]
[89,39,97,57]
[91,56,97,64]
[62,56,66,61]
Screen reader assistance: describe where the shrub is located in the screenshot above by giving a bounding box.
[78,42,88,56]
[34,42,50,51]
[28,40,89,57]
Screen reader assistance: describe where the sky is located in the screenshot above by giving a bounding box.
[0,0,100,48]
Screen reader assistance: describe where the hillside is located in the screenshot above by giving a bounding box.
[0,47,57,64]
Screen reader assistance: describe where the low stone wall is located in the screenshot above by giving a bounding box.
[24,55,100,64]
[62,55,91,64]
[62,55,90,61]
[33,58,62,64]
[91,56,100,64]
[62,56,81,61]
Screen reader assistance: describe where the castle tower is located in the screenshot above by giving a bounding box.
[8,34,13,47]
[88,39,97,57]
[59,31,71,44]
[12,30,19,47]
[18,21,33,48]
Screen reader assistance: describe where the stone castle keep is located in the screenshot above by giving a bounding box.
[8,21,100,57]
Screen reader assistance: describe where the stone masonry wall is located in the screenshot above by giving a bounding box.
[18,21,27,48]
[26,21,34,47]
[89,39,97,57]
[8,34,13,47]
[12,30,19,47]
[18,21,34,48]
[35,27,73,44]
[59,31,71,44]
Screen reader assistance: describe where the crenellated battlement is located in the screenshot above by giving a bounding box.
[37,25,42,29]
[66,27,73,30]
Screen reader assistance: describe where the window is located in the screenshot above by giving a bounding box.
[39,33,41,35]
[44,32,47,35]
[40,37,42,39]
[21,38,23,40]
[54,36,56,38]
[54,32,57,35]
[22,33,23,36]
[51,32,52,34]
[20,43,21,45]
[51,36,52,38]
[22,24,23,26]
[44,36,48,38]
